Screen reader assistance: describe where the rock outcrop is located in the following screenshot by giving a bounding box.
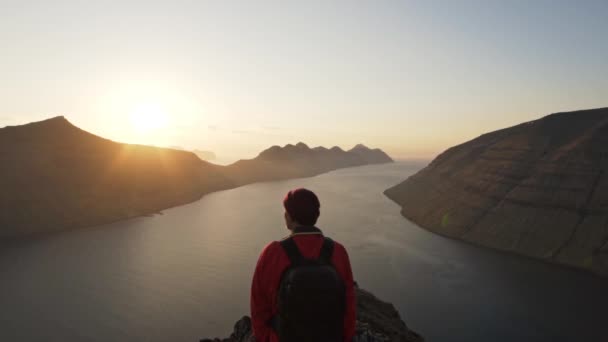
[0,117,392,238]
[385,107,608,276]
[200,287,423,342]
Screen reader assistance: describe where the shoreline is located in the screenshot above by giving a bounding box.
[1,162,393,242]
[384,189,608,279]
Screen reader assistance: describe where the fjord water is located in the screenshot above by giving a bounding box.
[0,162,605,342]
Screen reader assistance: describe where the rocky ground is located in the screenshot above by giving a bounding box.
[200,287,423,342]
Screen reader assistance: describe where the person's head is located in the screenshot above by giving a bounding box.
[283,188,321,230]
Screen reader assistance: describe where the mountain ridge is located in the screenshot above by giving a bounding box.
[1,117,392,237]
[224,140,393,186]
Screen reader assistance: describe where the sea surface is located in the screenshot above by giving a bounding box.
[1,161,606,342]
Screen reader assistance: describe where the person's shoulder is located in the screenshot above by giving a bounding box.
[326,238,352,271]
[260,240,283,257]
[327,237,349,255]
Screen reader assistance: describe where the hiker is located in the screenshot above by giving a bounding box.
[250,188,356,342]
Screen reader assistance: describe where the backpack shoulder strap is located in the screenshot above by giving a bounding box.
[280,237,302,266]
[318,237,335,264]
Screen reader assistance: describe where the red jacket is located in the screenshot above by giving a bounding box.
[250,228,356,342]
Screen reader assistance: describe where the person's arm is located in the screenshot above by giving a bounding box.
[250,243,275,342]
[335,244,356,342]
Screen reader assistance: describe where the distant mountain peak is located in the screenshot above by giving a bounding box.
[30,115,70,126]
[1,115,80,136]
[255,142,392,165]
[350,143,370,151]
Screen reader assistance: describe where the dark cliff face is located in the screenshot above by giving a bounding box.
[223,142,393,186]
[0,117,232,237]
[201,287,423,342]
[1,118,393,238]
[385,107,608,276]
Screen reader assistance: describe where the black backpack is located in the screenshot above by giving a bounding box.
[272,236,346,342]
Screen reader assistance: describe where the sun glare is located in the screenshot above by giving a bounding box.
[129,103,169,132]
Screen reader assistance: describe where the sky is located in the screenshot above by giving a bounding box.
[1,0,607,163]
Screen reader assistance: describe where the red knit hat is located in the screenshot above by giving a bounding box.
[283,188,321,225]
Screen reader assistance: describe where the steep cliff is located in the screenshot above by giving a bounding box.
[200,287,423,342]
[385,107,608,276]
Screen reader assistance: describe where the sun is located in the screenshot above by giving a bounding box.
[129,103,169,132]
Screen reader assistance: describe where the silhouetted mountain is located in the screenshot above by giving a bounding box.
[385,107,608,276]
[348,144,394,164]
[224,143,393,186]
[0,117,232,238]
[1,117,393,237]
